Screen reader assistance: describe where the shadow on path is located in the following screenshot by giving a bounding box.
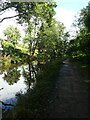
[44,59,88,118]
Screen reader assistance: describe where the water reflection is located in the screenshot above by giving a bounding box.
[0,62,38,110]
[3,67,20,85]
[22,63,37,90]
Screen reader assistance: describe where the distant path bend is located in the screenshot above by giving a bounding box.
[44,59,88,118]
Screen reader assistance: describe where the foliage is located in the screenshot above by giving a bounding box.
[68,2,90,65]
[3,25,21,46]
[0,1,56,24]
[3,67,21,85]
[78,2,90,32]
[0,1,69,64]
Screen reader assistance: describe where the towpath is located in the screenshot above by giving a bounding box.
[43,59,88,118]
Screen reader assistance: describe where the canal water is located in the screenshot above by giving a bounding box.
[0,62,39,111]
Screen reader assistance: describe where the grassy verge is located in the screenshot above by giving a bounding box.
[3,59,63,119]
[70,58,90,83]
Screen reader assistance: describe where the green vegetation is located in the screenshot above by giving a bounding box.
[0,2,68,64]
[0,0,89,66]
[68,2,90,69]
[0,0,90,119]
[67,2,90,84]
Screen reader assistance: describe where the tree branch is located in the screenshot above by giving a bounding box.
[0,3,13,13]
[0,101,15,107]
[0,14,19,23]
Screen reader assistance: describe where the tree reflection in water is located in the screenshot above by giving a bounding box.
[0,60,45,119]
[3,67,21,85]
[22,62,38,90]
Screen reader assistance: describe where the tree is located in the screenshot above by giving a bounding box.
[68,1,90,64]
[78,2,90,32]
[21,2,57,62]
[36,19,66,61]
[3,25,21,46]
[1,1,68,63]
[0,1,57,24]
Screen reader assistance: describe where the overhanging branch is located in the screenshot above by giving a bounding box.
[0,100,15,106]
[0,14,19,23]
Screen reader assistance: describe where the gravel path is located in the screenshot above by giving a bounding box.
[43,59,88,118]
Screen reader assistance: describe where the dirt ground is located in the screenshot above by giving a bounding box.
[42,59,88,118]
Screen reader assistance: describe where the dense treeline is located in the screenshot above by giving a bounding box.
[68,2,90,66]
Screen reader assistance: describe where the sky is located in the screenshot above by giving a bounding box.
[0,0,89,38]
[55,0,89,36]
